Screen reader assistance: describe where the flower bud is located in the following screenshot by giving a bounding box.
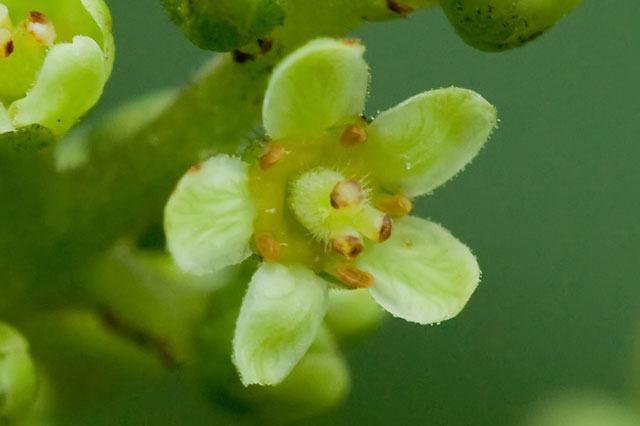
[0,0,114,140]
[0,322,37,421]
[440,0,581,51]
[161,0,286,52]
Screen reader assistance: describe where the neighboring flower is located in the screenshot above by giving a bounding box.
[0,0,113,137]
[439,0,582,51]
[165,38,497,386]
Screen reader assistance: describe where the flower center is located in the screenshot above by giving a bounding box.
[248,118,413,287]
[0,4,56,103]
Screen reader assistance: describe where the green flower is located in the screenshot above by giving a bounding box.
[0,322,37,421]
[0,0,113,138]
[165,38,497,385]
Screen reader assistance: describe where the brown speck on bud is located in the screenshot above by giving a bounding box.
[259,144,285,170]
[256,233,280,262]
[387,0,414,15]
[187,163,202,175]
[0,29,13,59]
[375,194,413,217]
[378,214,392,242]
[340,124,367,147]
[332,235,364,259]
[25,11,56,46]
[258,38,273,54]
[335,264,374,289]
[232,50,254,63]
[330,179,364,209]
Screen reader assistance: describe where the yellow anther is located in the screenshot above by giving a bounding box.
[259,143,285,170]
[335,263,374,289]
[256,232,280,262]
[375,194,413,217]
[331,234,364,260]
[24,11,56,47]
[340,124,367,147]
[330,179,364,209]
[0,28,12,58]
[354,207,393,243]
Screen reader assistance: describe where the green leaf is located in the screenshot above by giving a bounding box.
[232,263,329,386]
[366,87,497,197]
[164,155,256,275]
[440,0,582,51]
[356,216,480,324]
[9,35,107,135]
[0,322,37,421]
[263,38,369,141]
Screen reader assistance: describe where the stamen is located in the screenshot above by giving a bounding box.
[330,179,364,209]
[379,214,392,242]
[331,234,364,259]
[335,263,374,289]
[256,232,280,262]
[0,28,12,59]
[340,124,367,147]
[375,194,413,217]
[24,11,56,47]
[259,143,285,170]
[354,207,393,242]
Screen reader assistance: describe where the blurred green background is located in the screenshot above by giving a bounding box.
[91,0,640,424]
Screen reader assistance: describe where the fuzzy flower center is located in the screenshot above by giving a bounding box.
[248,118,413,288]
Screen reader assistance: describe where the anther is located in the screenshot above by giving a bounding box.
[340,124,368,147]
[375,194,413,217]
[330,179,364,209]
[257,38,273,54]
[331,235,364,260]
[25,11,56,46]
[379,214,392,242]
[0,29,12,59]
[335,264,374,289]
[256,233,280,262]
[259,144,285,170]
[187,163,202,175]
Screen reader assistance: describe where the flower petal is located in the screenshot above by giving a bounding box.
[356,216,480,324]
[366,87,497,197]
[324,289,385,341]
[164,155,255,275]
[9,35,107,135]
[263,38,369,141]
[232,263,329,386]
